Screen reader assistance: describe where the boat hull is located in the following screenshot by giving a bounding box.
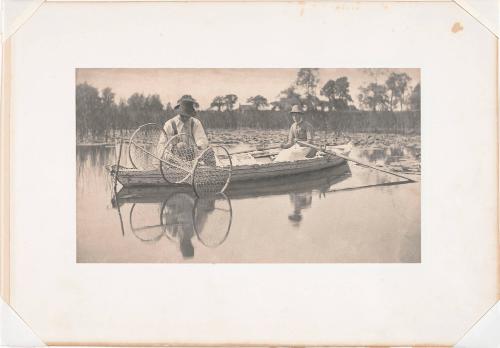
[112,163,351,207]
[108,155,346,188]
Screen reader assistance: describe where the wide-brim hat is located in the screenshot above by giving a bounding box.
[177,95,197,105]
[290,105,304,114]
[175,103,196,117]
[175,95,197,116]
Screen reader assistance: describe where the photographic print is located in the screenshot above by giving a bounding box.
[76,68,420,263]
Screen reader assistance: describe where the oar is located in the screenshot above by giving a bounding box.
[229,144,282,156]
[296,141,416,183]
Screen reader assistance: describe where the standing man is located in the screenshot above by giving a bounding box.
[157,95,209,161]
[162,95,209,148]
[280,105,316,158]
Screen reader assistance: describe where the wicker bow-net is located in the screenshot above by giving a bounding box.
[128,123,167,171]
[193,192,232,247]
[129,202,166,243]
[160,133,200,184]
[191,146,232,197]
[128,123,232,196]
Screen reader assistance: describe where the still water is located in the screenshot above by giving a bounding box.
[77,139,420,263]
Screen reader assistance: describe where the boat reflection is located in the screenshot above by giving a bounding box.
[112,164,351,257]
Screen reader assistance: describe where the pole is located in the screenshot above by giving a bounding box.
[296,141,416,183]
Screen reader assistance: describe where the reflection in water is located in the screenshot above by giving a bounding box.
[126,192,232,259]
[356,144,420,173]
[77,141,421,263]
[115,164,352,232]
[288,192,312,225]
[162,193,197,258]
[193,195,232,248]
[113,164,351,255]
[284,168,346,226]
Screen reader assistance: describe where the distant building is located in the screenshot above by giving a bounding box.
[317,100,331,112]
[270,102,282,111]
[238,104,255,112]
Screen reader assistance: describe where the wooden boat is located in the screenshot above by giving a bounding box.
[112,163,351,206]
[107,151,347,188]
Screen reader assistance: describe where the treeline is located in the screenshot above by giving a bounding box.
[76,68,421,142]
[198,110,420,134]
[237,68,420,113]
[75,85,419,143]
[76,83,176,141]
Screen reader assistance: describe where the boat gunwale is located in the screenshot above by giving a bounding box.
[109,154,342,174]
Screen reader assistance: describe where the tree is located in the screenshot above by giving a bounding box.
[295,68,320,110]
[76,82,102,139]
[224,94,238,111]
[320,80,336,109]
[247,95,268,110]
[295,68,319,96]
[145,94,164,124]
[275,86,302,111]
[409,83,421,111]
[101,87,115,105]
[301,94,320,111]
[100,87,117,139]
[320,77,353,111]
[385,74,398,111]
[210,96,225,111]
[385,72,412,111]
[165,102,175,118]
[358,83,389,111]
[361,68,390,84]
[117,99,129,133]
[334,77,353,107]
[127,93,147,127]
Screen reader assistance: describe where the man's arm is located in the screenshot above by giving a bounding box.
[156,121,171,156]
[281,125,295,149]
[193,119,209,149]
[306,123,314,143]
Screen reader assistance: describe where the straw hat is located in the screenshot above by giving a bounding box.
[290,105,304,114]
[176,95,197,105]
[175,95,197,117]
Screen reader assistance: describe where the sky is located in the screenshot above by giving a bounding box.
[76,68,420,109]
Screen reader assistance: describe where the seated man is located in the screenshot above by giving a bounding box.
[157,95,209,162]
[279,105,317,159]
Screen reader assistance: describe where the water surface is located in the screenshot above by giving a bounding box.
[77,135,420,263]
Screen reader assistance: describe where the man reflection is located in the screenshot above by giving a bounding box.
[193,197,216,231]
[162,193,196,258]
[288,191,312,225]
[162,193,215,258]
[287,175,335,225]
